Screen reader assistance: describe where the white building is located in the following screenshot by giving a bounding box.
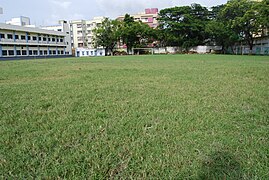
[70,17,105,49]
[75,47,105,57]
[6,16,31,26]
[0,23,70,58]
[85,17,105,48]
[41,20,72,55]
[70,19,87,48]
[117,8,159,28]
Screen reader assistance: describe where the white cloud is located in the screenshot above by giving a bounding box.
[95,0,172,17]
[50,0,72,9]
[94,0,227,18]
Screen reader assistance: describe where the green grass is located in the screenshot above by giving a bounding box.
[0,54,268,179]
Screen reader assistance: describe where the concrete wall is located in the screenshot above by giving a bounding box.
[230,36,269,55]
[75,48,105,57]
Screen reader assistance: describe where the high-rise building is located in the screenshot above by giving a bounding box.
[70,17,105,49]
[117,8,159,28]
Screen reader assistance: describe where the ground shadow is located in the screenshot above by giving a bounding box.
[198,150,244,179]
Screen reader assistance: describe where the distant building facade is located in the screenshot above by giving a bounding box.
[75,47,105,57]
[6,16,31,26]
[0,23,70,58]
[70,17,105,49]
[117,8,159,28]
[41,20,72,55]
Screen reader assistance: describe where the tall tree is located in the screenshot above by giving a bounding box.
[206,5,239,53]
[158,3,209,50]
[120,14,157,53]
[93,18,121,55]
[220,0,268,54]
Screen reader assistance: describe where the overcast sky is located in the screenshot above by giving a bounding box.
[0,0,227,26]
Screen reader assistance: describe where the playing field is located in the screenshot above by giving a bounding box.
[0,55,268,178]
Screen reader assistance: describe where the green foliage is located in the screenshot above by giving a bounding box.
[158,3,209,49]
[158,0,268,54]
[206,4,239,53]
[93,15,157,55]
[93,18,121,55]
[120,14,157,53]
[220,0,269,52]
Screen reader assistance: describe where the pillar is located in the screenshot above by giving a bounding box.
[0,45,2,57]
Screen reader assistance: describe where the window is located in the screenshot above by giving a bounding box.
[57,29,62,31]
[48,38,51,41]
[49,50,52,55]
[0,33,5,39]
[16,50,21,55]
[8,50,14,56]
[60,39,63,42]
[40,51,43,55]
[33,36,37,41]
[44,50,48,55]
[38,36,42,41]
[22,50,27,55]
[43,37,47,41]
[53,50,56,55]
[2,50,8,56]
[86,51,89,55]
[82,51,85,55]
[33,50,38,55]
[15,35,19,40]
[7,34,13,39]
[21,35,26,40]
[58,50,60,54]
[28,36,31,40]
[61,50,64,54]
[29,50,33,55]
[52,38,55,42]
[66,32,69,34]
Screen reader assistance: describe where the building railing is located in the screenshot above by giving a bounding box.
[0,38,67,46]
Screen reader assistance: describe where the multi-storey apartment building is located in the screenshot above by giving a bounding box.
[70,17,105,49]
[70,20,87,48]
[0,23,70,58]
[85,17,104,48]
[117,8,159,28]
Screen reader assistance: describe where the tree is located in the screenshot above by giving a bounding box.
[93,18,121,55]
[220,0,268,54]
[119,14,157,53]
[206,20,239,54]
[158,3,209,50]
[206,5,239,53]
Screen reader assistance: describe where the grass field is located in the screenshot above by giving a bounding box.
[0,54,268,179]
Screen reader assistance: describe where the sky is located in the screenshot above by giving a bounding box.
[0,0,227,26]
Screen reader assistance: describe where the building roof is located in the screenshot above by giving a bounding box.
[0,23,66,36]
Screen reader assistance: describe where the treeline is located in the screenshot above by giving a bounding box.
[93,0,269,55]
